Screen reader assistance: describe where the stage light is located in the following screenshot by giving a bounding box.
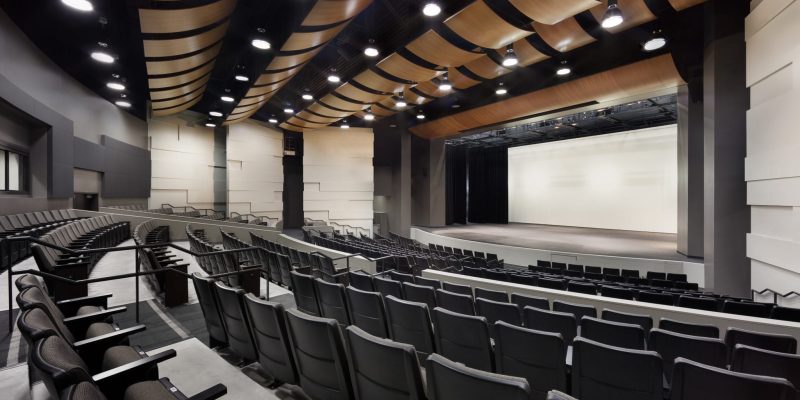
[302,93,313,101]
[364,110,375,121]
[396,93,407,108]
[115,100,131,108]
[91,51,114,64]
[62,0,93,12]
[221,96,235,102]
[251,39,270,50]
[268,118,278,123]
[417,113,426,120]
[364,40,379,57]
[284,108,294,114]
[328,75,341,83]
[556,61,571,76]
[341,121,350,129]
[235,74,249,82]
[502,46,518,67]
[209,111,223,117]
[106,82,125,91]
[643,30,667,52]
[205,122,217,128]
[601,1,624,29]
[496,83,508,95]
[423,3,441,17]
[438,75,452,91]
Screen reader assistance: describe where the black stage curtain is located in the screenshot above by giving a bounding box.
[446,145,467,225]
[468,146,508,224]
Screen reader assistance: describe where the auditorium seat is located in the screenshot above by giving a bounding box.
[384,296,436,359]
[484,269,508,281]
[191,274,228,348]
[426,353,531,400]
[722,300,773,318]
[600,285,635,300]
[435,288,475,315]
[414,275,442,289]
[771,306,800,323]
[602,309,653,332]
[649,328,727,385]
[242,294,298,385]
[537,260,552,268]
[476,298,522,339]
[538,277,567,290]
[670,357,796,400]
[567,264,584,273]
[571,337,663,400]
[403,282,437,311]
[213,282,257,362]
[580,317,646,350]
[314,278,351,325]
[638,290,675,306]
[511,293,549,311]
[667,273,688,282]
[387,270,415,283]
[678,295,719,312]
[621,269,640,278]
[442,281,473,296]
[523,307,577,345]
[659,318,720,338]
[603,274,626,283]
[724,328,797,363]
[285,309,353,400]
[346,286,390,338]
[344,326,426,400]
[348,271,375,292]
[508,273,538,285]
[290,271,322,316]
[647,271,667,281]
[547,390,578,400]
[585,266,602,274]
[374,275,404,299]
[731,344,800,390]
[567,281,597,295]
[562,269,583,279]
[432,307,494,372]
[602,268,620,276]
[494,321,568,400]
[474,287,508,302]
[61,380,226,400]
[552,300,597,322]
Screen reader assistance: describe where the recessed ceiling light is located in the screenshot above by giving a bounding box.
[502,46,518,67]
[251,39,271,50]
[601,1,624,29]
[205,122,217,128]
[643,31,667,52]
[422,2,441,17]
[396,100,407,108]
[115,100,131,108]
[451,104,461,109]
[328,75,341,83]
[341,122,350,129]
[302,94,313,100]
[417,113,426,120]
[496,88,508,95]
[556,61,572,76]
[91,51,114,64]
[268,118,278,124]
[284,108,294,114]
[438,75,452,91]
[209,111,223,117]
[364,112,375,121]
[235,74,249,82]
[106,82,125,91]
[221,96,235,102]
[364,46,379,57]
[61,0,93,12]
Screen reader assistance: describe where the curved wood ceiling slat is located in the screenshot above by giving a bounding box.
[514,39,550,66]
[308,102,356,118]
[336,83,390,104]
[143,22,229,58]
[533,18,596,53]
[149,74,210,100]
[445,0,532,50]
[414,81,447,98]
[405,31,484,67]
[448,67,482,90]
[301,0,372,26]
[589,0,656,33]
[403,87,430,105]
[230,102,263,114]
[667,0,706,11]
[410,54,683,139]
[376,53,442,83]
[509,0,601,25]
[463,56,509,80]
[146,42,223,76]
[297,111,341,123]
[268,50,320,71]
[281,23,348,52]
[147,61,215,89]
[320,94,368,112]
[139,0,237,34]
[153,96,203,116]
[152,91,204,112]
[352,70,407,94]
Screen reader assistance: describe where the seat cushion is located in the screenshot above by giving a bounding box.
[124,381,174,400]
[77,305,103,315]
[102,346,144,370]
[85,322,116,338]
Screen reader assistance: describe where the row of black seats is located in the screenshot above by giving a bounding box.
[185,226,260,295]
[30,215,130,300]
[134,221,190,306]
[13,275,227,400]
[0,209,82,268]
[287,270,800,400]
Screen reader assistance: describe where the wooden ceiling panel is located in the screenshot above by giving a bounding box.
[152,91,204,111]
[280,123,304,132]
[589,0,656,33]
[282,24,348,52]
[139,0,236,34]
[301,0,372,26]
[244,84,280,98]
[372,105,396,117]
[448,67,481,90]
[533,18,596,53]
[509,0,601,25]
[230,102,263,114]
[405,31,484,67]
[308,102,357,118]
[147,61,215,89]
[320,94,367,112]
[146,42,222,76]
[298,110,341,123]
[376,53,442,83]
[153,95,203,116]
[414,81,448,98]
[336,83,389,104]
[668,0,706,11]
[268,49,320,71]
[287,116,329,128]
[514,40,550,66]
[143,22,228,58]
[445,1,531,49]
[149,74,210,100]
[463,56,509,80]
[352,70,407,94]
[403,87,430,105]
[410,54,684,139]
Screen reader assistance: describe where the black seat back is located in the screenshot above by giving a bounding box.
[348,271,375,292]
[435,289,475,315]
[191,273,228,347]
[725,328,797,363]
[552,301,596,323]
[384,296,436,358]
[511,293,549,311]
[213,282,256,361]
[30,336,92,397]
[290,271,321,316]
[732,344,800,390]
[314,278,351,325]
[414,276,441,289]
[600,285,634,300]
[572,337,663,400]
[494,321,567,400]
[602,309,653,332]
[670,357,795,400]
[242,294,297,384]
[677,295,718,312]
[432,307,493,372]
[474,287,508,302]
[580,317,646,350]
[567,281,597,295]
[524,306,577,345]
[425,353,531,400]
[722,300,773,318]
[374,276,404,299]
[475,298,521,340]
[659,318,719,338]
[649,328,726,384]
[345,326,426,400]
[442,281,472,296]
[771,306,800,322]
[402,282,437,311]
[387,270,415,284]
[637,290,674,306]
[346,286,390,338]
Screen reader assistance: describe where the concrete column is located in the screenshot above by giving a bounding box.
[703,0,750,296]
[393,130,412,236]
[428,138,446,227]
[677,84,704,258]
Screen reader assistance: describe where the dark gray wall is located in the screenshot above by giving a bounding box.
[677,84,704,258]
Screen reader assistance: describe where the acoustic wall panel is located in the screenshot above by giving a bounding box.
[303,128,374,233]
[226,122,284,219]
[745,0,800,307]
[148,118,216,210]
[508,125,678,233]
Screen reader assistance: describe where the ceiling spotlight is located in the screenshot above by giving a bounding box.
[341,121,350,129]
[643,30,667,52]
[417,113,426,120]
[268,118,278,124]
[91,51,114,64]
[302,93,313,101]
[235,74,249,82]
[364,39,379,57]
[328,74,341,83]
[396,99,407,108]
[62,0,93,12]
[422,2,441,17]
[556,60,572,76]
[495,83,508,95]
[221,96,235,102]
[284,108,294,114]
[209,111,223,117]
[205,122,217,128]
[502,46,518,67]
[438,75,452,91]
[364,110,375,121]
[114,100,131,108]
[106,82,125,91]
[601,0,624,29]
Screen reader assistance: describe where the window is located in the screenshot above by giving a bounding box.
[1,148,27,193]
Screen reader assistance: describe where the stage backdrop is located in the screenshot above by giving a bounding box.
[508,125,678,233]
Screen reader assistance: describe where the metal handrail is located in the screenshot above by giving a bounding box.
[751,288,800,304]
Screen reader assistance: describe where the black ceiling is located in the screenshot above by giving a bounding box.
[0,0,704,131]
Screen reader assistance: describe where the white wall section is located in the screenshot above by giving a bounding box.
[507,125,678,233]
[226,122,284,220]
[303,128,374,233]
[746,0,800,307]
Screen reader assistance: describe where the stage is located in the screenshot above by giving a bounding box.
[416,223,698,263]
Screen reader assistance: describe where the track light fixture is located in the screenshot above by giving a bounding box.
[221,96,234,102]
[556,60,572,76]
[62,0,93,12]
[422,2,441,17]
[106,82,125,91]
[364,108,375,121]
[395,93,407,108]
[284,107,294,114]
[502,45,518,67]
[495,83,508,95]
[438,74,452,91]
[417,112,426,120]
[643,29,667,52]
[364,39,379,57]
[205,119,217,128]
[209,111,223,117]
[268,117,278,123]
[114,100,131,108]
[601,0,624,29]
[328,68,341,83]
[341,120,350,129]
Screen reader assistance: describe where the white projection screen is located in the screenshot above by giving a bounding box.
[507,125,678,233]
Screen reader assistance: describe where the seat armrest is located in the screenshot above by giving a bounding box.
[73,325,147,350]
[57,293,112,315]
[93,350,177,396]
[64,306,127,336]
[187,384,228,400]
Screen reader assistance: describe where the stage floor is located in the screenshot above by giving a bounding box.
[418,223,699,262]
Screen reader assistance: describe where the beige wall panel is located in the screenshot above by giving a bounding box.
[227,122,284,216]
